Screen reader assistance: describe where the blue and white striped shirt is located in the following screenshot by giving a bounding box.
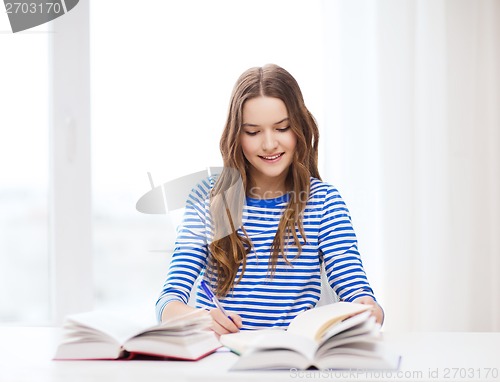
[156,177,375,329]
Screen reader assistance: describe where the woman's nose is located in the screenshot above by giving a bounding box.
[262,131,278,151]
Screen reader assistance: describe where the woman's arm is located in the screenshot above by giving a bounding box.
[161,300,199,321]
[156,179,242,334]
[318,185,384,324]
[161,301,242,335]
[155,180,212,322]
[352,296,385,325]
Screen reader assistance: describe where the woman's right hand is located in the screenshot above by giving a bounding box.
[208,308,242,335]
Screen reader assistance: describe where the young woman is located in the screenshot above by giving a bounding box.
[156,64,384,335]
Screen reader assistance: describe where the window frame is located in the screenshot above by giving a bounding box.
[49,1,92,325]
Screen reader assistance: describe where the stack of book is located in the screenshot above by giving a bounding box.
[220,302,400,371]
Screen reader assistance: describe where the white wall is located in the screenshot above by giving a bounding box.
[323,0,500,331]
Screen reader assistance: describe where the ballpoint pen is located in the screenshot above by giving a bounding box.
[200,279,234,323]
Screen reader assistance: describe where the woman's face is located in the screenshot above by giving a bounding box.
[240,96,297,191]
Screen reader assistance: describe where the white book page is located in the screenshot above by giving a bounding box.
[124,331,220,360]
[315,352,401,371]
[287,302,371,341]
[231,349,312,371]
[66,311,145,345]
[316,333,381,359]
[220,329,283,354]
[221,329,316,359]
[315,342,401,370]
[246,330,317,360]
[331,315,378,341]
[129,310,211,340]
[65,309,211,346]
[319,311,374,342]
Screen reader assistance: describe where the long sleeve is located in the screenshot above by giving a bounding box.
[155,179,211,322]
[318,186,375,302]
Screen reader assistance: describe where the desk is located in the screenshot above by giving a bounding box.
[1,327,499,382]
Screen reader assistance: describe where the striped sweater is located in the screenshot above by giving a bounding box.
[155,177,375,329]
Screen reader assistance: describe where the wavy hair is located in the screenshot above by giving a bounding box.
[207,64,321,297]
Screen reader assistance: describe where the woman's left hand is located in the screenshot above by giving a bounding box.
[352,296,384,325]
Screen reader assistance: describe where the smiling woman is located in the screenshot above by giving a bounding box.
[156,64,383,334]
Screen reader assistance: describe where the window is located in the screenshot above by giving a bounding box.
[0,21,50,323]
[0,1,324,324]
[90,0,324,320]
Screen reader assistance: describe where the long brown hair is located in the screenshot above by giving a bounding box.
[207,64,321,297]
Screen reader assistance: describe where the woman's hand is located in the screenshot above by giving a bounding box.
[209,309,243,336]
[352,296,385,325]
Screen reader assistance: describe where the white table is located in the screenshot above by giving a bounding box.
[1,327,499,382]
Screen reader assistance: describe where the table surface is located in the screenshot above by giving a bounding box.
[1,327,499,382]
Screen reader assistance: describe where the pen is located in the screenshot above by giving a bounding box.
[200,279,234,323]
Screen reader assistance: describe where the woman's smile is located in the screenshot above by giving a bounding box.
[258,152,285,163]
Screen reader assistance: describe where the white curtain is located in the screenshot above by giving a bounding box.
[322,0,500,331]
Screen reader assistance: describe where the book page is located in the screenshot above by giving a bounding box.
[329,314,377,340]
[319,310,374,342]
[129,309,212,341]
[65,311,145,345]
[248,330,317,360]
[287,302,371,342]
[220,329,282,355]
[124,331,221,360]
[315,352,401,371]
[221,330,317,361]
[230,349,312,371]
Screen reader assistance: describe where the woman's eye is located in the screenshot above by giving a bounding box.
[245,131,258,136]
[277,126,291,132]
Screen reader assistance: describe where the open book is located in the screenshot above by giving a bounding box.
[220,302,400,371]
[54,310,220,361]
